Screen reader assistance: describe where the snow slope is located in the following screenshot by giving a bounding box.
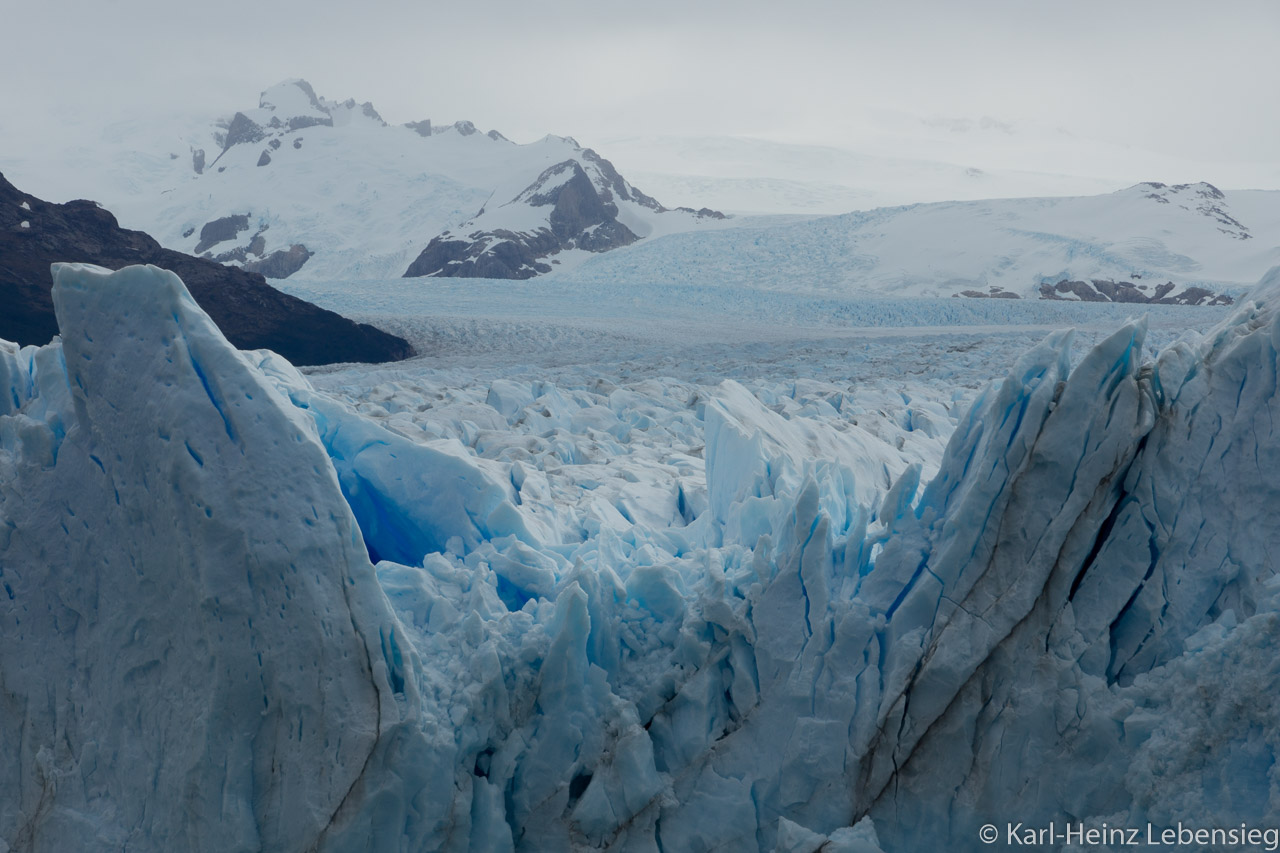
[2,262,1278,851]
[563,181,1280,299]
[595,134,1126,215]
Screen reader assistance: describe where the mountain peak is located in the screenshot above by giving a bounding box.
[1123,181,1248,239]
[259,79,326,117]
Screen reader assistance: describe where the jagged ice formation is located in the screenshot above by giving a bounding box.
[2,263,1280,851]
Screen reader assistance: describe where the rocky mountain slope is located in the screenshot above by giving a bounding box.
[403,149,723,279]
[0,172,410,364]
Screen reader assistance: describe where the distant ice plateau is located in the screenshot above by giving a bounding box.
[2,260,1279,851]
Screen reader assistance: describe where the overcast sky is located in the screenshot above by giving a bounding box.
[4,0,1278,183]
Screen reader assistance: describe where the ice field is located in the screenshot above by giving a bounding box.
[8,259,1278,851]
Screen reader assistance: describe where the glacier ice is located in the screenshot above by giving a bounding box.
[2,262,1280,851]
[0,264,409,851]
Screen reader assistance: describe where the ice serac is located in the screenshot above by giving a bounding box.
[5,260,1280,852]
[860,267,1280,849]
[0,264,417,852]
[640,268,1280,848]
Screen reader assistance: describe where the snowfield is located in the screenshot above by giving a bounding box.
[559,182,1280,298]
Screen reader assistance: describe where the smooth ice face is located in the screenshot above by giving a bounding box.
[4,263,1280,852]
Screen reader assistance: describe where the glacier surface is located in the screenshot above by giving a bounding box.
[2,262,1279,851]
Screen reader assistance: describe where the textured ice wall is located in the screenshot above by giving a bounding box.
[865,269,1280,849]
[4,262,1280,852]
[0,264,421,852]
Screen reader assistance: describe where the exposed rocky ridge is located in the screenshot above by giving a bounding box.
[195,213,250,254]
[1137,181,1251,239]
[0,172,410,365]
[1039,277,1234,305]
[243,243,313,278]
[404,153,723,279]
[953,286,1020,299]
[192,212,312,278]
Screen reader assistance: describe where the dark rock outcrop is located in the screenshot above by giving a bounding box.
[220,112,266,151]
[257,150,272,167]
[403,160,639,279]
[0,173,410,365]
[242,244,312,279]
[954,288,1020,299]
[676,206,727,220]
[191,148,205,175]
[194,214,250,254]
[1038,278,1233,305]
[405,119,432,137]
[287,114,332,131]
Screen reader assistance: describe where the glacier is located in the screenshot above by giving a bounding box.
[2,261,1279,851]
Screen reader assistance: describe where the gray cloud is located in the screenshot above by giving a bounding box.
[4,0,1278,181]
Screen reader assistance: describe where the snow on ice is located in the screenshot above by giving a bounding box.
[1,262,1279,851]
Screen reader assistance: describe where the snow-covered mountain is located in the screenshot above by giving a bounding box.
[28,80,727,281]
[402,146,724,280]
[566,181,1280,300]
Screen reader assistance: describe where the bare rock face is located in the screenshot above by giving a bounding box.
[0,172,410,365]
[676,206,726,220]
[954,286,1021,299]
[1039,278,1234,305]
[403,159,644,279]
[243,244,313,279]
[220,112,266,151]
[195,214,250,254]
